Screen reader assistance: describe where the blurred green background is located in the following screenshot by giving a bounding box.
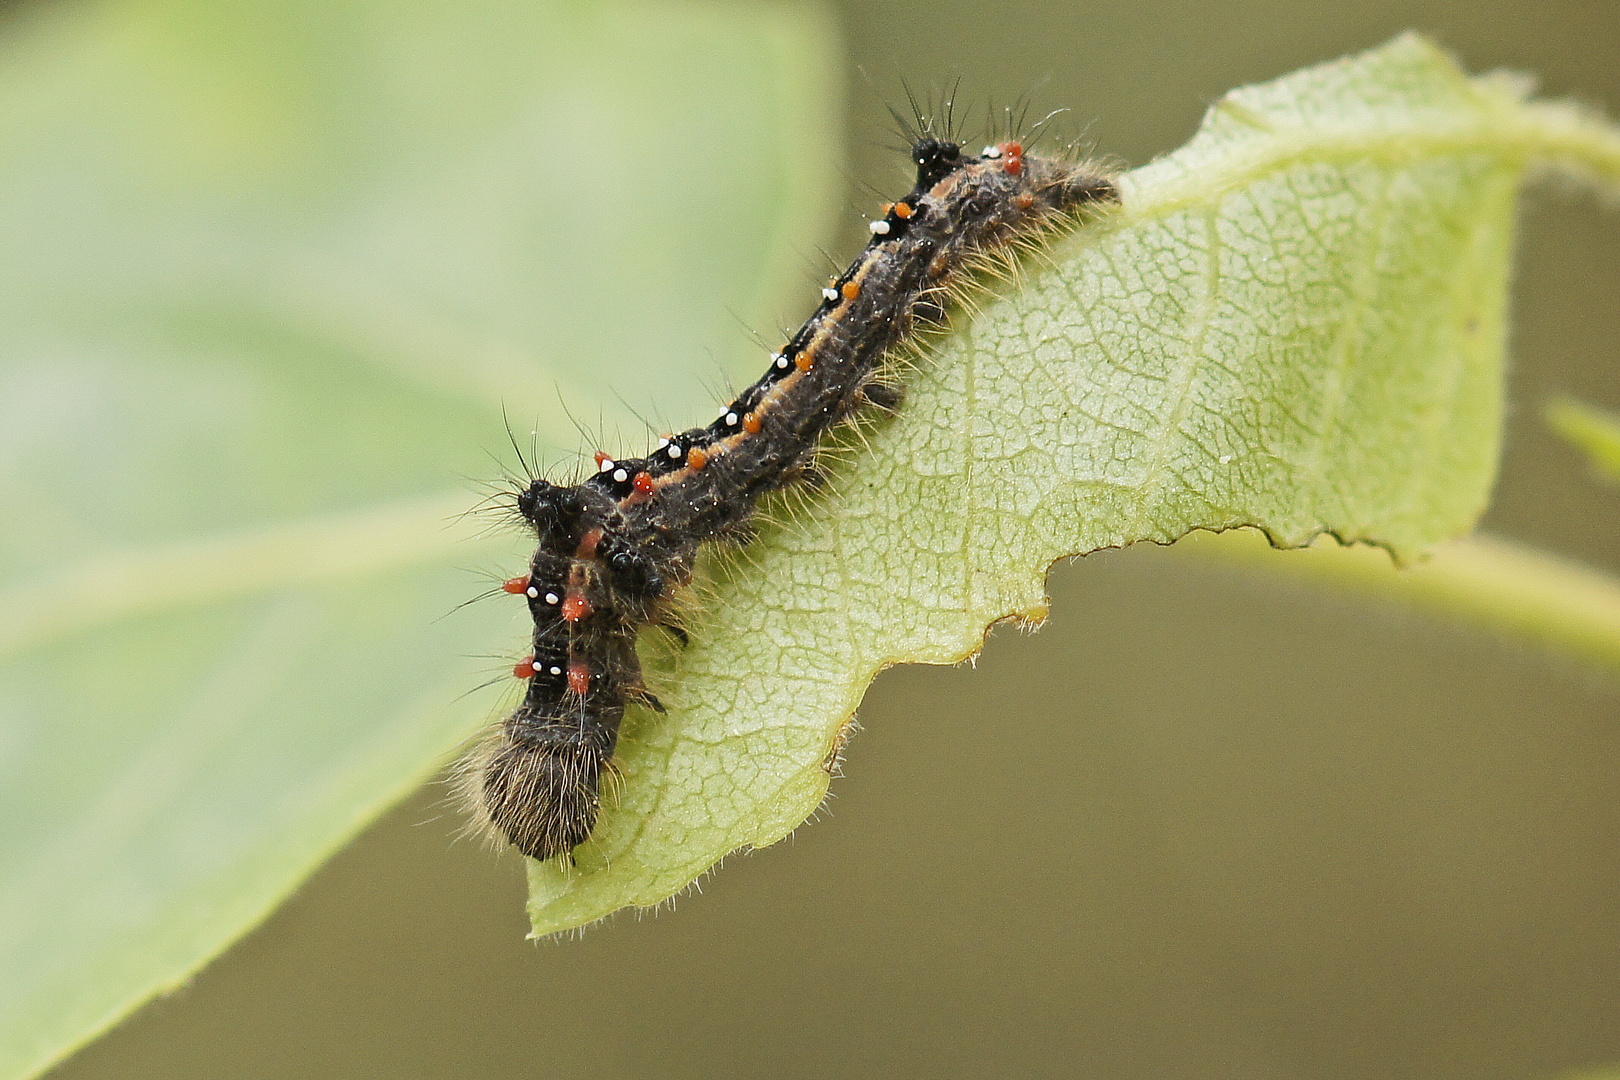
[28,0,1620,1077]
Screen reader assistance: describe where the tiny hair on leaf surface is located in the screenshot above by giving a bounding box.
[523,32,1620,933]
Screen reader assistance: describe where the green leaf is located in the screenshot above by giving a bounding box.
[1548,396,1620,484]
[0,0,839,1076]
[523,33,1620,931]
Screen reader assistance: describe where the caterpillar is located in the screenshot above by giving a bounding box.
[460,116,1118,862]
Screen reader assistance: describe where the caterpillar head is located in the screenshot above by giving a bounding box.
[911,136,963,188]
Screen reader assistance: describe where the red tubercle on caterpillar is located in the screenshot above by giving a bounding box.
[795,350,815,372]
[893,201,914,219]
[513,655,538,679]
[567,659,592,697]
[841,281,861,301]
[576,527,604,559]
[593,450,612,468]
[998,141,1024,176]
[743,412,763,435]
[687,446,709,470]
[562,592,593,622]
[501,575,530,595]
[622,469,656,506]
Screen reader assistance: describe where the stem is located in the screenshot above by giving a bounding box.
[1187,530,1620,674]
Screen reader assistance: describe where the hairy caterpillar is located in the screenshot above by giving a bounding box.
[461,115,1117,861]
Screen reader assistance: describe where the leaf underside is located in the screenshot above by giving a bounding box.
[527,33,1560,929]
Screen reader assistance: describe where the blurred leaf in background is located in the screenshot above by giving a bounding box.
[0,0,839,1076]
